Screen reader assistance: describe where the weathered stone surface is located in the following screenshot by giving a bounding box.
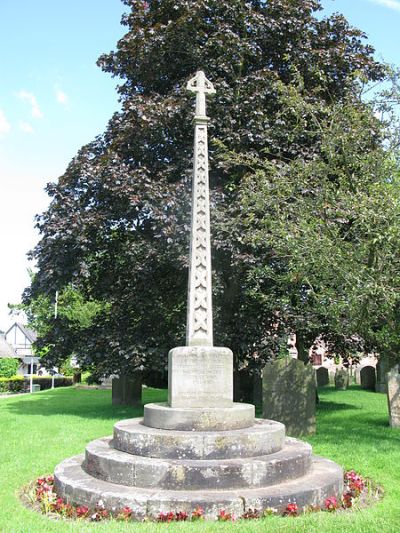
[114,418,285,460]
[144,402,254,431]
[55,454,343,520]
[168,346,232,408]
[335,369,349,390]
[360,366,376,391]
[316,367,329,387]
[387,365,400,428]
[84,436,311,490]
[262,358,316,437]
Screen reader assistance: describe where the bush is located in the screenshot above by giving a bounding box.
[0,376,24,393]
[0,359,19,378]
[0,376,73,393]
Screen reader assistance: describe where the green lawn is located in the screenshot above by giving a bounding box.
[0,385,399,532]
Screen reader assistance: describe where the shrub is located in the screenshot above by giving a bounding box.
[0,376,24,393]
[0,376,73,393]
[0,358,19,378]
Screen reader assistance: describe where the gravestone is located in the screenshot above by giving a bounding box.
[360,366,376,391]
[54,71,343,520]
[262,358,316,436]
[112,375,142,406]
[335,368,349,390]
[376,359,391,393]
[316,366,329,387]
[354,367,361,385]
[387,366,400,428]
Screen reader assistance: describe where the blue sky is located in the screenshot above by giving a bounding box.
[0,0,399,331]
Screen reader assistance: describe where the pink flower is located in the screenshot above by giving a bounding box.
[324,496,338,512]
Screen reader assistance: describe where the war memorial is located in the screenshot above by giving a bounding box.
[53,71,343,520]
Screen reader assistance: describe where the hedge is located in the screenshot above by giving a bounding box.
[0,376,73,393]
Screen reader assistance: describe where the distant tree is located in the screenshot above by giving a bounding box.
[25,0,388,381]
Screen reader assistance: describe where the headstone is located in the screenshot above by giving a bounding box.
[233,370,253,403]
[112,375,142,406]
[360,366,376,391]
[376,359,392,393]
[316,366,329,387]
[253,373,263,407]
[354,367,361,385]
[262,358,316,436]
[387,365,400,428]
[335,368,349,390]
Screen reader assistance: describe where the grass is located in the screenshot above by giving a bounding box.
[0,385,399,532]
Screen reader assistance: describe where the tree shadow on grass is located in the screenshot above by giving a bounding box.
[318,400,361,411]
[4,387,168,421]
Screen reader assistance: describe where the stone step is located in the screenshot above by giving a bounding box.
[83,437,312,490]
[143,402,255,431]
[55,454,343,520]
[114,418,285,460]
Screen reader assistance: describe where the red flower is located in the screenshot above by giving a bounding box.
[345,470,365,496]
[324,496,338,512]
[53,498,65,512]
[157,511,175,522]
[285,503,298,516]
[342,491,353,508]
[46,475,54,485]
[76,505,89,518]
[191,506,205,521]
[63,503,75,518]
[175,511,188,521]
[217,509,234,521]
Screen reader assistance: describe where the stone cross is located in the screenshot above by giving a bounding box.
[187,70,216,119]
[186,71,215,347]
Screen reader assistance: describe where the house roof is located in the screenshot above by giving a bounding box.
[6,322,37,343]
[0,336,18,359]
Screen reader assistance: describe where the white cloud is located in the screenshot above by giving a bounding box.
[55,88,68,105]
[369,0,400,11]
[0,109,11,136]
[16,90,43,119]
[19,121,34,134]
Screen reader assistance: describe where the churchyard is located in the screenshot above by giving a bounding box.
[0,384,399,531]
[3,1,400,530]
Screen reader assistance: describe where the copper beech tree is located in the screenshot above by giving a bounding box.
[24,0,397,383]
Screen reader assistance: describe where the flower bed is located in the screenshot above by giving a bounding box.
[21,470,381,523]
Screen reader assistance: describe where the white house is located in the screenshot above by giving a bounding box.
[4,322,40,375]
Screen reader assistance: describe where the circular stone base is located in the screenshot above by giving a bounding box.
[143,402,255,431]
[114,418,285,459]
[54,454,343,520]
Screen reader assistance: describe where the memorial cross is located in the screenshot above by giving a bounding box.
[186,71,216,347]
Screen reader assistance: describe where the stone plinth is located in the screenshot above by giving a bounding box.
[168,346,232,408]
[143,402,254,431]
[263,358,316,437]
[387,366,400,428]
